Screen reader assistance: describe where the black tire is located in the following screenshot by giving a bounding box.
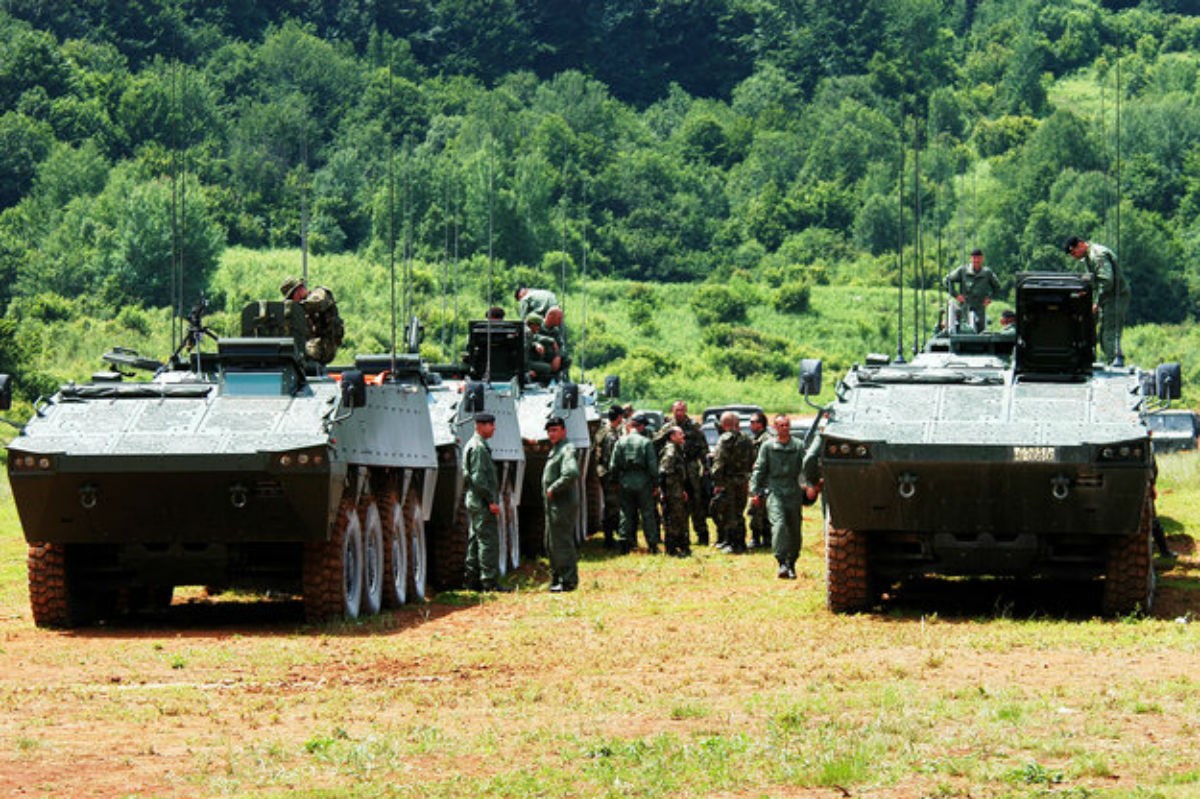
[1102,495,1155,616]
[380,489,408,608]
[28,542,78,628]
[359,496,384,616]
[402,487,428,601]
[430,500,470,591]
[826,523,873,614]
[303,498,364,622]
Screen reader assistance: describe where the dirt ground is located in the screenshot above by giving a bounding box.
[1,526,1198,798]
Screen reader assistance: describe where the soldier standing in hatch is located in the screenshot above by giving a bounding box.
[747,411,771,549]
[658,425,691,557]
[281,277,344,364]
[655,401,710,546]
[1064,235,1131,365]
[543,416,581,591]
[711,411,756,554]
[943,249,1001,333]
[593,405,624,549]
[462,412,513,592]
[609,413,660,553]
[750,414,820,579]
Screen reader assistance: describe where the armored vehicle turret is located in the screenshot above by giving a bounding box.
[8,301,440,626]
[808,273,1179,616]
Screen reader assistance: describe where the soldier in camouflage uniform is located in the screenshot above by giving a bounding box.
[543,306,571,378]
[524,313,560,382]
[750,414,820,579]
[747,411,770,549]
[281,277,345,364]
[655,401,710,545]
[711,411,756,554]
[658,425,691,557]
[593,405,624,548]
[609,413,660,553]
[515,286,559,320]
[942,249,1001,333]
[462,413,512,592]
[542,417,581,591]
[1064,236,1131,364]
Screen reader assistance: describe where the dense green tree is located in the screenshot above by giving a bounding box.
[0,112,55,209]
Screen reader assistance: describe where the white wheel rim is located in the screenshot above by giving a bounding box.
[342,510,363,619]
[361,501,384,616]
[389,497,407,605]
[507,493,521,570]
[496,497,509,576]
[407,497,427,600]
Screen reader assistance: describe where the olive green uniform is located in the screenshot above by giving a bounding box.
[1079,242,1130,363]
[658,441,690,555]
[609,429,660,550]
[711,428,755,551]
[750,436,806,568]
[943,265,1001,333]
[749,429,770,548]
[518,289,558,320]
[593,422,622,546]
[290,286,344,364]
[543,438,581,589]
[462,432,501,587]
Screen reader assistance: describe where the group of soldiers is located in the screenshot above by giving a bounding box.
[593,402,822,579]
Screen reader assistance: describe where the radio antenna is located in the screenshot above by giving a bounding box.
[894,106,906,364]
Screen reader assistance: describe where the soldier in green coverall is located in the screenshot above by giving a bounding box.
[462,413,513,592]
[750,415,821,579]
[542,416,581,592]
[1064,235,1131,365]
[609,413,660,553]
[942,249,1001,333]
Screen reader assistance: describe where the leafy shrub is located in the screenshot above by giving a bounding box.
[690,283,747,328]
[116,305,151,336]
[775,281,811,314]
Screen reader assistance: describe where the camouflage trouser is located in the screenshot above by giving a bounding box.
[306,336,339,365]
[1097,290,1130,363]
[661,492,690,554]
[712,480,748,549]
[465,501,501,585]
[600,477,621,541]
[685,469,707,542]
[749,495,769,547]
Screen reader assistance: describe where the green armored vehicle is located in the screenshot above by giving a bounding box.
[807,273,1179,615]
[8,301,439,626]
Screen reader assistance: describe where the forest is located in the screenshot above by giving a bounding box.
[3,0,1200,406]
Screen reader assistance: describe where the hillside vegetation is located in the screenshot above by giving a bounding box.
[2,1,1200,408]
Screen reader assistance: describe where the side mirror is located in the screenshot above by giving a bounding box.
[0,374,10,411]
[561,382,579,410]
[799,359,823,397]
[1157,363,1182,401]
[604,375,620,399]
[463,380,486,412]
[340,370,366,408]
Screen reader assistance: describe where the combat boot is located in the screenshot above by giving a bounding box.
[785,561,797,580]
[777,562,789,579]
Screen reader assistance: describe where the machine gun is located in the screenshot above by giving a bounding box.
[167,294,219,370]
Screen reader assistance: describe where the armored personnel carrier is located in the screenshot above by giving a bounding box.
[8,301,440,626]
[807,273,1179,616]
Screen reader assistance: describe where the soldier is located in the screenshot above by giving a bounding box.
[711,411,756,554]
[655,401,710,546]
[1064,235,1131,365]
[609,413,660,553]
[593,405,624,548]
[943,249,1001,333]
[658,425,691,557]
[621,403,635,435]
[281,277,345,364]
[543,306,571,377]
[524,313,560,381]
[750,414,819,579]
[542,417,581,591]
[462,413,513,592]
[747,411,771,549]
[999,308,1017,336]
[515,286,559,320]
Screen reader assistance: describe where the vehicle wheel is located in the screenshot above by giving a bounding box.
[826,524,873,613]
[430,500,469,591]
[27,542,80,628]
[496,494,510,577]
[504,487,521,571]
[359,496,384,616]
[1102,495,1155,616]
[303,498,364,622]
[380,489,408,607]
[402,487,428,601]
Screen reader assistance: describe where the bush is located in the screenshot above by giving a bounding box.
[690,284,748,328]
[774,281,811,314]
[116,305,152,336]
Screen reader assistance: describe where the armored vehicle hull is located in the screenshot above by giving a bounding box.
[815,273,1166,615]
[9,310,440,626]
